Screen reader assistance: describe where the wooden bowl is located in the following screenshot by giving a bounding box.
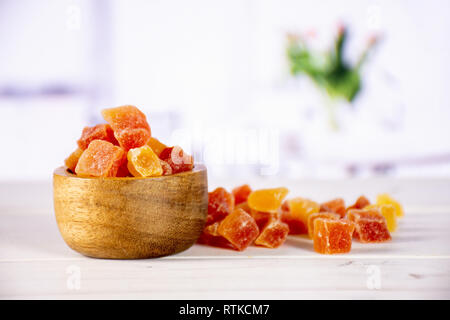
[53,165,208,259]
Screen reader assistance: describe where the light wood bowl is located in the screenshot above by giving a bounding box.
[53,165,208,259]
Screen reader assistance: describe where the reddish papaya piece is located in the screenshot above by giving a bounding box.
[75,140,125,177]
[207,187,234,225]
[159,146,194,174]
[313,218,355,254]
[101,105,151,150]
[218,208,259,251]
[347,209,391,243]
[250,209,279,230]
[320,198,346,218]
[77,124,118,150]
[232,184,252,205]
[255,219,289,248]
[159,159,173,176]
[347,195,370,211]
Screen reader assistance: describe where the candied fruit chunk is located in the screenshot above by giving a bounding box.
[365,204,397,232]
[377,193,404,218]
[307,212,340,238]
[281,197,319,234]
[232,184,252,205]
[197,222,234,249]
[313,218,355,254]
[75,140,125,177]
[65,148,84,172]
[207,187,234,225]
[77,124,118,150]
[159,146,194,174]
[250,209,279,230]
[347,195,370,211]
[147,136,167,157]
[127,145,163,177]
[101,105,151,150]
[218,208,259,251]
[247,187,289,213]
[347,209,391,243]
[255,219,289,248]
[159,159,173,176]
[320,198,346,217]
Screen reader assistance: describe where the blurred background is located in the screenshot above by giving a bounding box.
[1,0,450,181]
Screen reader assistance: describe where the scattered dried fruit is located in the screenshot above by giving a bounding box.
[255,219,289,248]
[248,187,289,213]
[232,184,252,205]
[217,208,259,251]
[320,198,346,217]
[377,193,404,218]
[207,187,234,225]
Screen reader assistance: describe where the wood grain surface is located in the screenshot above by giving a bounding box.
[53,165,208,259]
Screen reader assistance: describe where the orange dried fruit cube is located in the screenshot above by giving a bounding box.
[147,136,167,157]
[218,208,259,251]
[232,184,252,205]
[247,187,289,213]
[75,140,125,177]
[347,195,370,211]
[101,105,151,150]
[376,193,404,218]
[320,198,346,217]
[77,124,118,150]
[235,201,251,214]
[197,222,234,249]
[347,208,391,243]
[207,187,234,225]
[255,219,289,248]
[127,145,163,177]
[307,212,340,238]
[313,218,355,254]
[365,204,397,232]
[159,146,194,174]
[65,148,84,172]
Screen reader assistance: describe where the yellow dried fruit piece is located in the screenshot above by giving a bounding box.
[376,193,404,218]
[247,187,289,213]
[147,136,167,157]
[127,145,163,177]
[365,204,397,232]
[288,197,320,231]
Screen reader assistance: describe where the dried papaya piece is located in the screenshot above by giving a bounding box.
[217,208,259,251]
[232,184,252,205]
[197,222,234,249]
[75,140,125,177]
[77,124,118,150]
[147,136,167,157]
[347,208,391,243]
[127,145,163,177]
[347,195,370,211]
[255,219,289,249]
[320,198,346,217]
[235,201,251,214]
[207,187,234,225]
[65,148,84,172]
[247,187,289,213]
[307,212,340,238]
[313,218,355,254]
[159,146,194,174]
[376,193,404,218]
[101,105,151,150]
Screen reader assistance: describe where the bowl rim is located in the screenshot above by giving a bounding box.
[53,164,206,180]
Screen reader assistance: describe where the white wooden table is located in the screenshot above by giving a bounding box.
[1,178,449,299]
